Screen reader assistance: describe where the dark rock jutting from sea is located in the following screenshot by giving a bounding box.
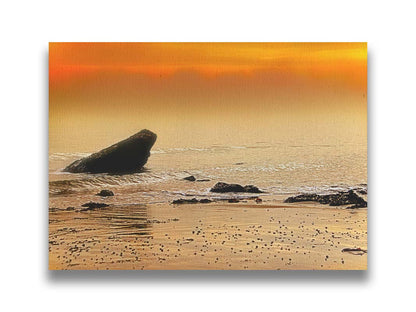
[96,190,114,197]
[183,175,196,181]
[63,129,157,174]
[210,182,264,193]
[284,190,367,209]
[183,175,210,182]
[80,202,109,211]
[172,198,213,204]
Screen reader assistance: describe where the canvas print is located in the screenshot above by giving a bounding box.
[49,43,367,270]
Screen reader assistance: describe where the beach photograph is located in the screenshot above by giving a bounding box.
[49,42,367,270]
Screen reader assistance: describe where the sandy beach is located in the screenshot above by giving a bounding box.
[48,43,367,271]
[49,197,367,270]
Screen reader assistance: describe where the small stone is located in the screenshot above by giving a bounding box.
[172,198,198,204]
[80,202,109,211]
[183,175,196,181]
[96,190,114,197]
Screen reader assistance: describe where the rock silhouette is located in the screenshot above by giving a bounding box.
[80,202,109,211]
[210,182,264,193]
[96,190,114,197]
[64,129,157,174]
[284,190,367,208]
[172,198,213,204]
[183,176,196,181]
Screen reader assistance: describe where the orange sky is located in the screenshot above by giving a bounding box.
[49,43,367,151]
[50,43,366,79]
[50,43,366,113]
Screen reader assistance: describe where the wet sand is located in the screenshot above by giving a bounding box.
[49,200,367,270]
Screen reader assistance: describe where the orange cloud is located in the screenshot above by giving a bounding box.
[50,42,366,85]
[49,42,367,123]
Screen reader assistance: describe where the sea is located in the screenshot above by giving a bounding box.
[49,130,367,206]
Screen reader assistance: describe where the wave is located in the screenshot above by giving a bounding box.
[49,152,90,161]
[49,168,366,200]
[260,184,367,196]
[49,171,182,196]
[148,144,274,155]
[48,145,366,202]
[49,145,271,161]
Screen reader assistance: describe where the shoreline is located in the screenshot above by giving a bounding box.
[49,200,367,270]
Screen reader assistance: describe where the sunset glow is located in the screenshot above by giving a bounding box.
[49,42,367,152]
[50,42,366,85]
[49,43,368,271]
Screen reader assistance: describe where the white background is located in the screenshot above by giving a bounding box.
[1,0,415,311]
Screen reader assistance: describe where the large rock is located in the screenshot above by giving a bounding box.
[210,182,264,193]
[64,129,157,174]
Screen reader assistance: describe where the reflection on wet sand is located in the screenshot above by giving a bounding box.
[49,204,152,269]
[49,202,367,270]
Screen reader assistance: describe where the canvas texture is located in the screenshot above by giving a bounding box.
[49,43,367,270]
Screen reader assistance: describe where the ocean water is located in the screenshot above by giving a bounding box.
[49,135,367,206]
[49,128,368,270]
